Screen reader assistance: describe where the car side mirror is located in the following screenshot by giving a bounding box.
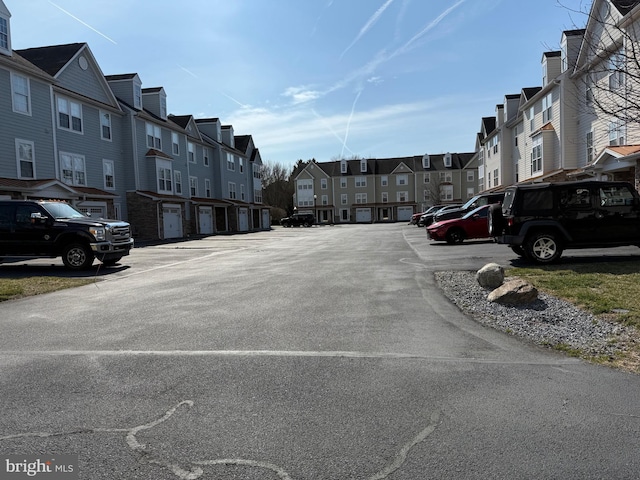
[30,212,48,224]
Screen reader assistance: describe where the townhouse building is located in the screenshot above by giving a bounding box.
[0,0,268,241]
[476,0,640,193]
[292,154,477,223]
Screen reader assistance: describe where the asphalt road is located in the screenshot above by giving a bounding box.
[1,224,640,479]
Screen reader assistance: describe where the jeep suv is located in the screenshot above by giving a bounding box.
[280,213,315,227]
[433,191,505,223]
[488,180,640,263]
[0,200,134,270]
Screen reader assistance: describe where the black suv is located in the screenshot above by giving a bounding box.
[280,213,315,227]
[433,191,505,223]
[0,200,134,269]
[488,180,640,263]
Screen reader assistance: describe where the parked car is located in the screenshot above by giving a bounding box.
[0,200,134,269]
[427,204,492,244]
[420,204,462,227]
[488,180,640,263]
[433,192,505,223]
[280,213,315,227]
[410,211,425,225]
[413,205,445,226]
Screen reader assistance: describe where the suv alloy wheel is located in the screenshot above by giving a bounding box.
[524,231,562,264]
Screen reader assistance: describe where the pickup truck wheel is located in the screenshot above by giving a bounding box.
[524,232,562,264]
[62,243,94,270]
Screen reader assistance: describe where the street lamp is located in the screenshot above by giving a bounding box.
[313,194,317,220]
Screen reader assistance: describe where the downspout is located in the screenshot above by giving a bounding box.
[50,86,59,181]
[131,114,140,189]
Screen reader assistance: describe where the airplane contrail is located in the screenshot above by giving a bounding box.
[341,89,363,158]
[312,109,356,156]
[340,0,396,59]
[48,1,117,44]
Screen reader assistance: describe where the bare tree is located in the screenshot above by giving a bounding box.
[260,160,294,217]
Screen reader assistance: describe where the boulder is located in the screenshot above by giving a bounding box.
[487,278,538,305]
[476,263,504,289]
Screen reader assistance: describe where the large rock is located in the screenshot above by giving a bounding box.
[487,278,538,305]
[476,263,504,289]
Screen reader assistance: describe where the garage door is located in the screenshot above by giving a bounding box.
[355,208,372,223]
[261,210,270,229]
[163,205,183,239]
[397,206,413,222]
[199,207,213,234]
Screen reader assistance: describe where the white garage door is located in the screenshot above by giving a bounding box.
[397,206,413,222]
[355,208,372,223]
[261,210,270,229]
[238,208,249,231]
[199,207,213,234]
[163,205,183,239]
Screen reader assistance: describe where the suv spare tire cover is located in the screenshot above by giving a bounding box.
[487,204,504,236]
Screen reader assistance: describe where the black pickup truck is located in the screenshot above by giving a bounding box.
[0,200,134,269]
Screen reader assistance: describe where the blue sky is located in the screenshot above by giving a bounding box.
[7,0,589,167]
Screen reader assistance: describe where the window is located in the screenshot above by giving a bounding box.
[157,160,172,193]
[11,73,30,115]
[381,176,388,186]
[608,48,624,91]
[189,176,198,196]
[586,130,594,162]
[341,160,347,174]
[228,182,237,199]
[146,123,161,149]
[133,82,142,110]
[396,174,408,186]
[542,93,553,123]
[422,154,430,169]
[60,153,86,186]
[355,176,366,187]
[253,164,261,179]
[188,142,195,163]
[341,194,348,205]
[0,15,9,52]
[100,111,112,140]
[203,148,210,167]
[444,153,452,167]
[423,173,430,184]
[360,159,367,172]
[493,169,499,187]
[439,171,452,183]
[172,133,180,155]
[160,95,167,119]
[57,97,83,132]
[227,153,235,171]
[174,171,183,195]
[585,75,594,106]
[340,177,347,188]
[397,191,408,202]
[103,159,115,190]
[16,139,35,179]
[467,187,475,199]
[241,184,246,201]
[239,158,244,173]
[609,120,626,146]
[381,192,388,203]
[467,171,474,182]
[531,135,542,174]
[321,178,327,189]
[355,193,367,204]
[321,195,328,205]
[529,106,535,132]
[254,189,262,203]
[423,190,430,200]
[514,125,519,147]
[440,185,453,201]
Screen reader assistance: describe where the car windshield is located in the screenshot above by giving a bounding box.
[41,202,87,219]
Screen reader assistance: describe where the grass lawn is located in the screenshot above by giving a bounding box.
[0,277,94,302]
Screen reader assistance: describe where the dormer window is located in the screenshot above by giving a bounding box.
[160,95,167,119]
[422,154,430,169]
[133,81,142,110]
[444,152,452,167]
[341,160,347,174]
[360,159,367,173]
[0,12,11,55]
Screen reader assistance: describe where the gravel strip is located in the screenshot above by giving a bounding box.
[434,270,635,359]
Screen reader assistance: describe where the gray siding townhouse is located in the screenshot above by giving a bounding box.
[0,0,267,242]
[234,134,270,230]
[293,154,477,224]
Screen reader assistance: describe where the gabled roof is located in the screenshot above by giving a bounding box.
[105,73,138,81]
[234,135,251,153]
[16,43,84,76]
[481,117,496,136]
[522,87,542,100]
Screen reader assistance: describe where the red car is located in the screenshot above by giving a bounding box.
[426,205,491,244]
